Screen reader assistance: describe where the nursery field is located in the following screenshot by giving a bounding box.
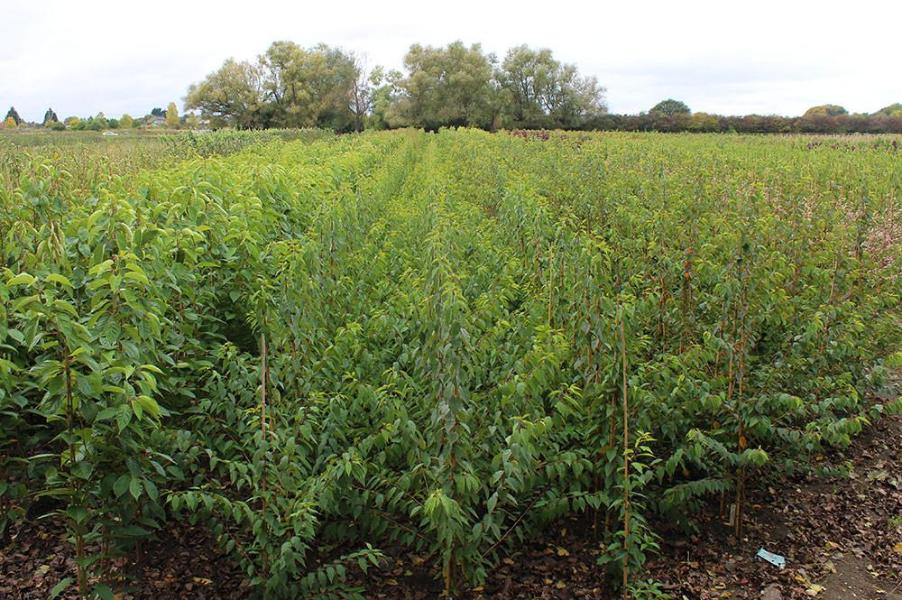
[0,130,900,599]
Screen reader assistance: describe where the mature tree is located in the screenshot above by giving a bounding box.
[872,103,902,117]
[187,43,361,130]
[688,112,720,132]
[42,108,59,126]
[310,45,361,132]
[257,41,359,130]
[64,116,81,128]
[497,46,556,127]
[119,114,135,129]
[367,68,405,130]
[799,104,849,133]
[349,61,381,132]
[497,45,606,129]
[166,102,180,128]
[650,99,691,116]
[74,113,110,131]
[150,107,165,117]
[394,41,496,130]
[803,104,847,117]
[185,58,267,128]
[5,107,21,125]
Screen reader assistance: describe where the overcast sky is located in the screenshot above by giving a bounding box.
[2,0,900,122]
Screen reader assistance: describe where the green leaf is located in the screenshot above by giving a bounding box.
[6,273,35,287]
[116,407,132,432]
[46,274,73,288]
[92,583,114,600]
[124,271,150,286]
[741,448,770,467]
[49,577,73,599]
[114,474,130,498]
[129,477,143,501]
[96,406,119,421]
[136,395,160,419]
[72,461,94,480]
[88,260,114,277]
[486,492,498,514]
[143,478,159,502]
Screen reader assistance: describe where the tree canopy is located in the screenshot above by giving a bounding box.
[176,40,900,134]
[42,108,59,126]
[186,42,361,130]
[649,99,691,116]
[5,107,22,125]
[803,104,848,117]
[497,45,606,129]
[184,40,605,132]
[185,59,265,129]
[166,102,180,128]
[392,42,497,130]
[873,103,902,117]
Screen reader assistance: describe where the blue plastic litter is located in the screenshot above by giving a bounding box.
[756,548,786,569]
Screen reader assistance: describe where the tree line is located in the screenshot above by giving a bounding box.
[582,100,902,134]
[4,41,900,135]
[184,41,901,134]
[185,41,607,131]
[1,103,188,131]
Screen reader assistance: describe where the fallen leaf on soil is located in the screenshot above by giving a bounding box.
[866,469,888,481]
[805,583,825,596]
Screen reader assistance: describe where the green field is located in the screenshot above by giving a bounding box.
[1,130,899,598]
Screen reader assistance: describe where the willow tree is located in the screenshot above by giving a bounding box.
[496,45,607,129]
[185,58,267,129]
[392,41,497,130]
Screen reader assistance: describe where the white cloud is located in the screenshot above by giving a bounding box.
[1,0,900,121]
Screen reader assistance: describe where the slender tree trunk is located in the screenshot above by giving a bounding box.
[620,315,630,599]
[64,354,88,597]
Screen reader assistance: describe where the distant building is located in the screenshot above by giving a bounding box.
[143,115,167,128]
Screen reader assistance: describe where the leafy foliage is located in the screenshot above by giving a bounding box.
[497,45,607,129]
[186,43,364,131]
[5,107,22,125]
[804,104,849,117]
[649,99,691,116]
[0,130,899,598]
